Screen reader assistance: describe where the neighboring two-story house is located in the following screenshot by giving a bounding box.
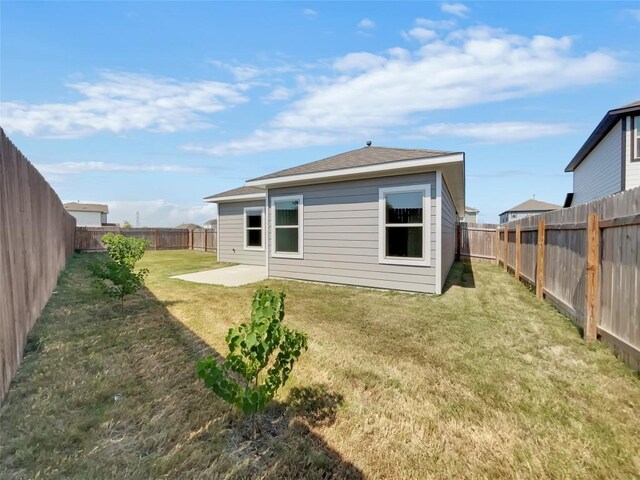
[564,101,640,206]
[63,202,109,227]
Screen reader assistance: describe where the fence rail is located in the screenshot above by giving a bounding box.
[456,186,640,372]
[75,227,217,253]
[0,129,76,403]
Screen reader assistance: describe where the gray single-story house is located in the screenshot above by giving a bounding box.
[463,206,479,223]
[499,198,561,224]
[63,202,109,227]
[205,146,465,294]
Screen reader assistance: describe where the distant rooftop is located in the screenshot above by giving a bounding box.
[248,146,458,182]
[64,202,109,214]
[500,199,562,215]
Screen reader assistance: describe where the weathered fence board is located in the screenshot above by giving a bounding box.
[457,186,640,371]
[75,227,216,253]
[0,129,76,403]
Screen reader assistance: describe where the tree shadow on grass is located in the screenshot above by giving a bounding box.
[1,253,362,479]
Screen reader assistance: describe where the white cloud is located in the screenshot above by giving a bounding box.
[209,60,261,81]
[182,129,350,157]
[415,18,457,30]
[185,24,620,156]
[333,52,387,73]
[66,199,218,227]
[36,161,206,175]
[303,8,317,17]
[358,18,376,29]
[402,27,438,43]
[419,121,577,143]
[626,9,640,22]
[1,72,248,138]
[264,86,292,102]
[441,2,469,17]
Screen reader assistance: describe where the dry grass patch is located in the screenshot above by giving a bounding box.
[1,251,639,479]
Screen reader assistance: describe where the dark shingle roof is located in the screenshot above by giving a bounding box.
[565,100,640,172]
[64,202,109,214]
[204,185,265,200]
[248,146,457,182]
[500,199,562,215]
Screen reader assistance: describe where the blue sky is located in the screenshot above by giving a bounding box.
[1,1,639,225]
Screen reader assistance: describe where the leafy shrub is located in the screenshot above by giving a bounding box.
[90,233,150,314]
[197,288,308,430]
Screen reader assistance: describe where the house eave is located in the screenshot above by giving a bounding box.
[204,193,266,203]
[565,103,640,172]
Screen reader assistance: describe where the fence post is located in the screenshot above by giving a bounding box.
[204,230,208,252]
[503,227,509,271]
[154,228,159,250]
[189,229,193,250]
[456,223,461,261]
[585,212,600,342]
[536,220,545,299]
[494,228,500,265]
[515,224,521,281]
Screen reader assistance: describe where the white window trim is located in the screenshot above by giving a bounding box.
[243,206,265,251]
[271,194,304,259]
[634,116,640,160]
[378,184,431,267]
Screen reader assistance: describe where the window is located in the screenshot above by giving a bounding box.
[271,195,303,258]
[243,207,264,251]
[379,185,430,266]
[634,116,640,160]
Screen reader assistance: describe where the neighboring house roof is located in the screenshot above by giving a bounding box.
[64,202,109,214]
[248,146,457,182]
[204,219,217,226]
[175,223,201,229]
[565,100,640,172]
[204,185,266,202]
[465,206,479,213]
[500,199,562,215]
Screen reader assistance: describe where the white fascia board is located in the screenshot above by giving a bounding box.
[245,153,464,188]
[204,193,266,203]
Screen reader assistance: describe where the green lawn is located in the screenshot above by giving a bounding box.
[1,250,639,479]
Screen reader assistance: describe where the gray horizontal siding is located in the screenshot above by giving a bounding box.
[440,176,457,290]
[573,119,622,204]
[268,173,437,293]
[218,200,266,266]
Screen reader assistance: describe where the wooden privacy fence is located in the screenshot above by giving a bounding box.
[0,128,76,403]
[75,227,216,253]
[457,186,640,371]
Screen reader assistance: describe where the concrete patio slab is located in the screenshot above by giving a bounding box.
[171,265,267,287]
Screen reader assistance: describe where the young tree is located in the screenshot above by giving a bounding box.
[121,220,132,229]
[197,288,308,437]
[90,233,150,315]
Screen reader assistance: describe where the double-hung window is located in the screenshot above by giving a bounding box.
[379,185,430,266]
[244,207,264,251]
[271,195,303,258]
